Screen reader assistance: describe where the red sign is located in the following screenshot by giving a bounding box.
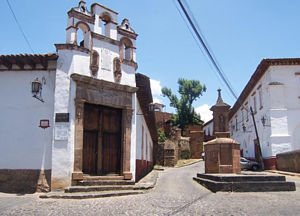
[39,119,50,129]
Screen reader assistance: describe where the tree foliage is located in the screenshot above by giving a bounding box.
[158,128,167,143]
[162,78,206,130]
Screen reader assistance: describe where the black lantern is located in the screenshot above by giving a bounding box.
[32,78,41,94]
[31,78,44,102]
[261,116,266,127]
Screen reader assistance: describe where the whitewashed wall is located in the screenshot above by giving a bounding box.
[51,49,77,189]
[203,121,213,136]
[230,65,300,159]
[0,70,56,170]
[135,100,153,163]
[52,2,139,187]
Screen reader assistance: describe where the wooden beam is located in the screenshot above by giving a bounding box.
[1,57,12,69]
[15,57,25,70]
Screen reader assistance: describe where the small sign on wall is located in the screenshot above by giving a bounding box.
[55,113,69,122]
[39,119,50,129]
[55,123,69,140]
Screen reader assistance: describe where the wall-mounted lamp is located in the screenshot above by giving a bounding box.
[261,116,271,127]
[242,124,252,133]
[242,124,246,133]
[137,103,156,115]
[32,78,41,93]
[31,78,44,102]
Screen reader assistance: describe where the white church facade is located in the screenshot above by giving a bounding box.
[0,1,157,193]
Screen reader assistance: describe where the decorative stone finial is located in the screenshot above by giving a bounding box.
[76,1,88,14]
[120,18,135,33]
[217,88,224,104]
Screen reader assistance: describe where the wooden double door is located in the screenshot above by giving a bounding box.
[83,103,122,175]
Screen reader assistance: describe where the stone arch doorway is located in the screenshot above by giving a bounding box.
[71,74,138,181]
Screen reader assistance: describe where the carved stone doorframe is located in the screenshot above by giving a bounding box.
[71,74,138,181]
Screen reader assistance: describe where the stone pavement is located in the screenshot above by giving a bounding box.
[1,161,300,215]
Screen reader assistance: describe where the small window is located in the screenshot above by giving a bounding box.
[235,117,238,131]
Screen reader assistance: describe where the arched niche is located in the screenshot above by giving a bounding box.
[90,50,99,76]
[113,57,122,83]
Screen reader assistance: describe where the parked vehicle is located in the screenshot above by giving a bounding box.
[240,157,260,171]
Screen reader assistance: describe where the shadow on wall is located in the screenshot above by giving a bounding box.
[0,169,51,194]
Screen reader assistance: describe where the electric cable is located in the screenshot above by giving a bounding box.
[176,0,238,100]
[6,0,35,53]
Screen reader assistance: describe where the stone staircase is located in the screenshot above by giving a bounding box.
[193,172,296,193]
[40,176,153,199]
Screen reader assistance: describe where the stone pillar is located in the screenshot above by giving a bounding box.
[205,138,241,174]
[66,26,78,44]
[72,99,85,181]
[122,107,133,180]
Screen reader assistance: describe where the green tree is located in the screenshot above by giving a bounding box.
[162,78,206,131]
[157,128,167,143]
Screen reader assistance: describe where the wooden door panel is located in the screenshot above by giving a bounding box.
[83,131,98,175]
[101,107,122,175]
[84,104,99,131]
[102,133,121,174]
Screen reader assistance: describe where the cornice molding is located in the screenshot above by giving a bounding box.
[71,73,138,93]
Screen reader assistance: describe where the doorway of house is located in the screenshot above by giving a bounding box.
[83,103,122,176]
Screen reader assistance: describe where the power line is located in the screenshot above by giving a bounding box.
[172,0,234,103]
[6,0,35,53]
[176,0,238,100]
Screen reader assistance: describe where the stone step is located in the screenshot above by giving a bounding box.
[65,185,139,193]
[197,173,286,182]
[76,180,135,186]
[40,190,144,199]
[83,175,125,181]
[193,177,296,193]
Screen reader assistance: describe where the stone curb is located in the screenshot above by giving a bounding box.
[40,191,144,199]
[175,159,203,168]
[266,170,300,178]
[135,170,159,189]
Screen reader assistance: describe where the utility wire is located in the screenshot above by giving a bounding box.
[6,0,35,53]
[176,0,238,100]
[181,0,237,101]
[172,0,235,103]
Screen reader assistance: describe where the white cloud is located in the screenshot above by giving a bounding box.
[195,104,213,123]
[153,97,161,104]
[150,79,162,96]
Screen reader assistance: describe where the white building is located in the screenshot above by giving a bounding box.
[229,58,300,169]
[0,1,157,193]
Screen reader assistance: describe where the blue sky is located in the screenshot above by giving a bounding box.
[2,0,300,122]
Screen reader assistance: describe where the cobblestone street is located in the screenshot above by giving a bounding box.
[1,161,300,216]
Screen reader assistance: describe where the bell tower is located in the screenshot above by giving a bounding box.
[210,89,231,137]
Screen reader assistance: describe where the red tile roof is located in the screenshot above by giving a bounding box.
[0,53,58,70]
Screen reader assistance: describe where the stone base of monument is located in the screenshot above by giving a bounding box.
[193,172,296,193]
